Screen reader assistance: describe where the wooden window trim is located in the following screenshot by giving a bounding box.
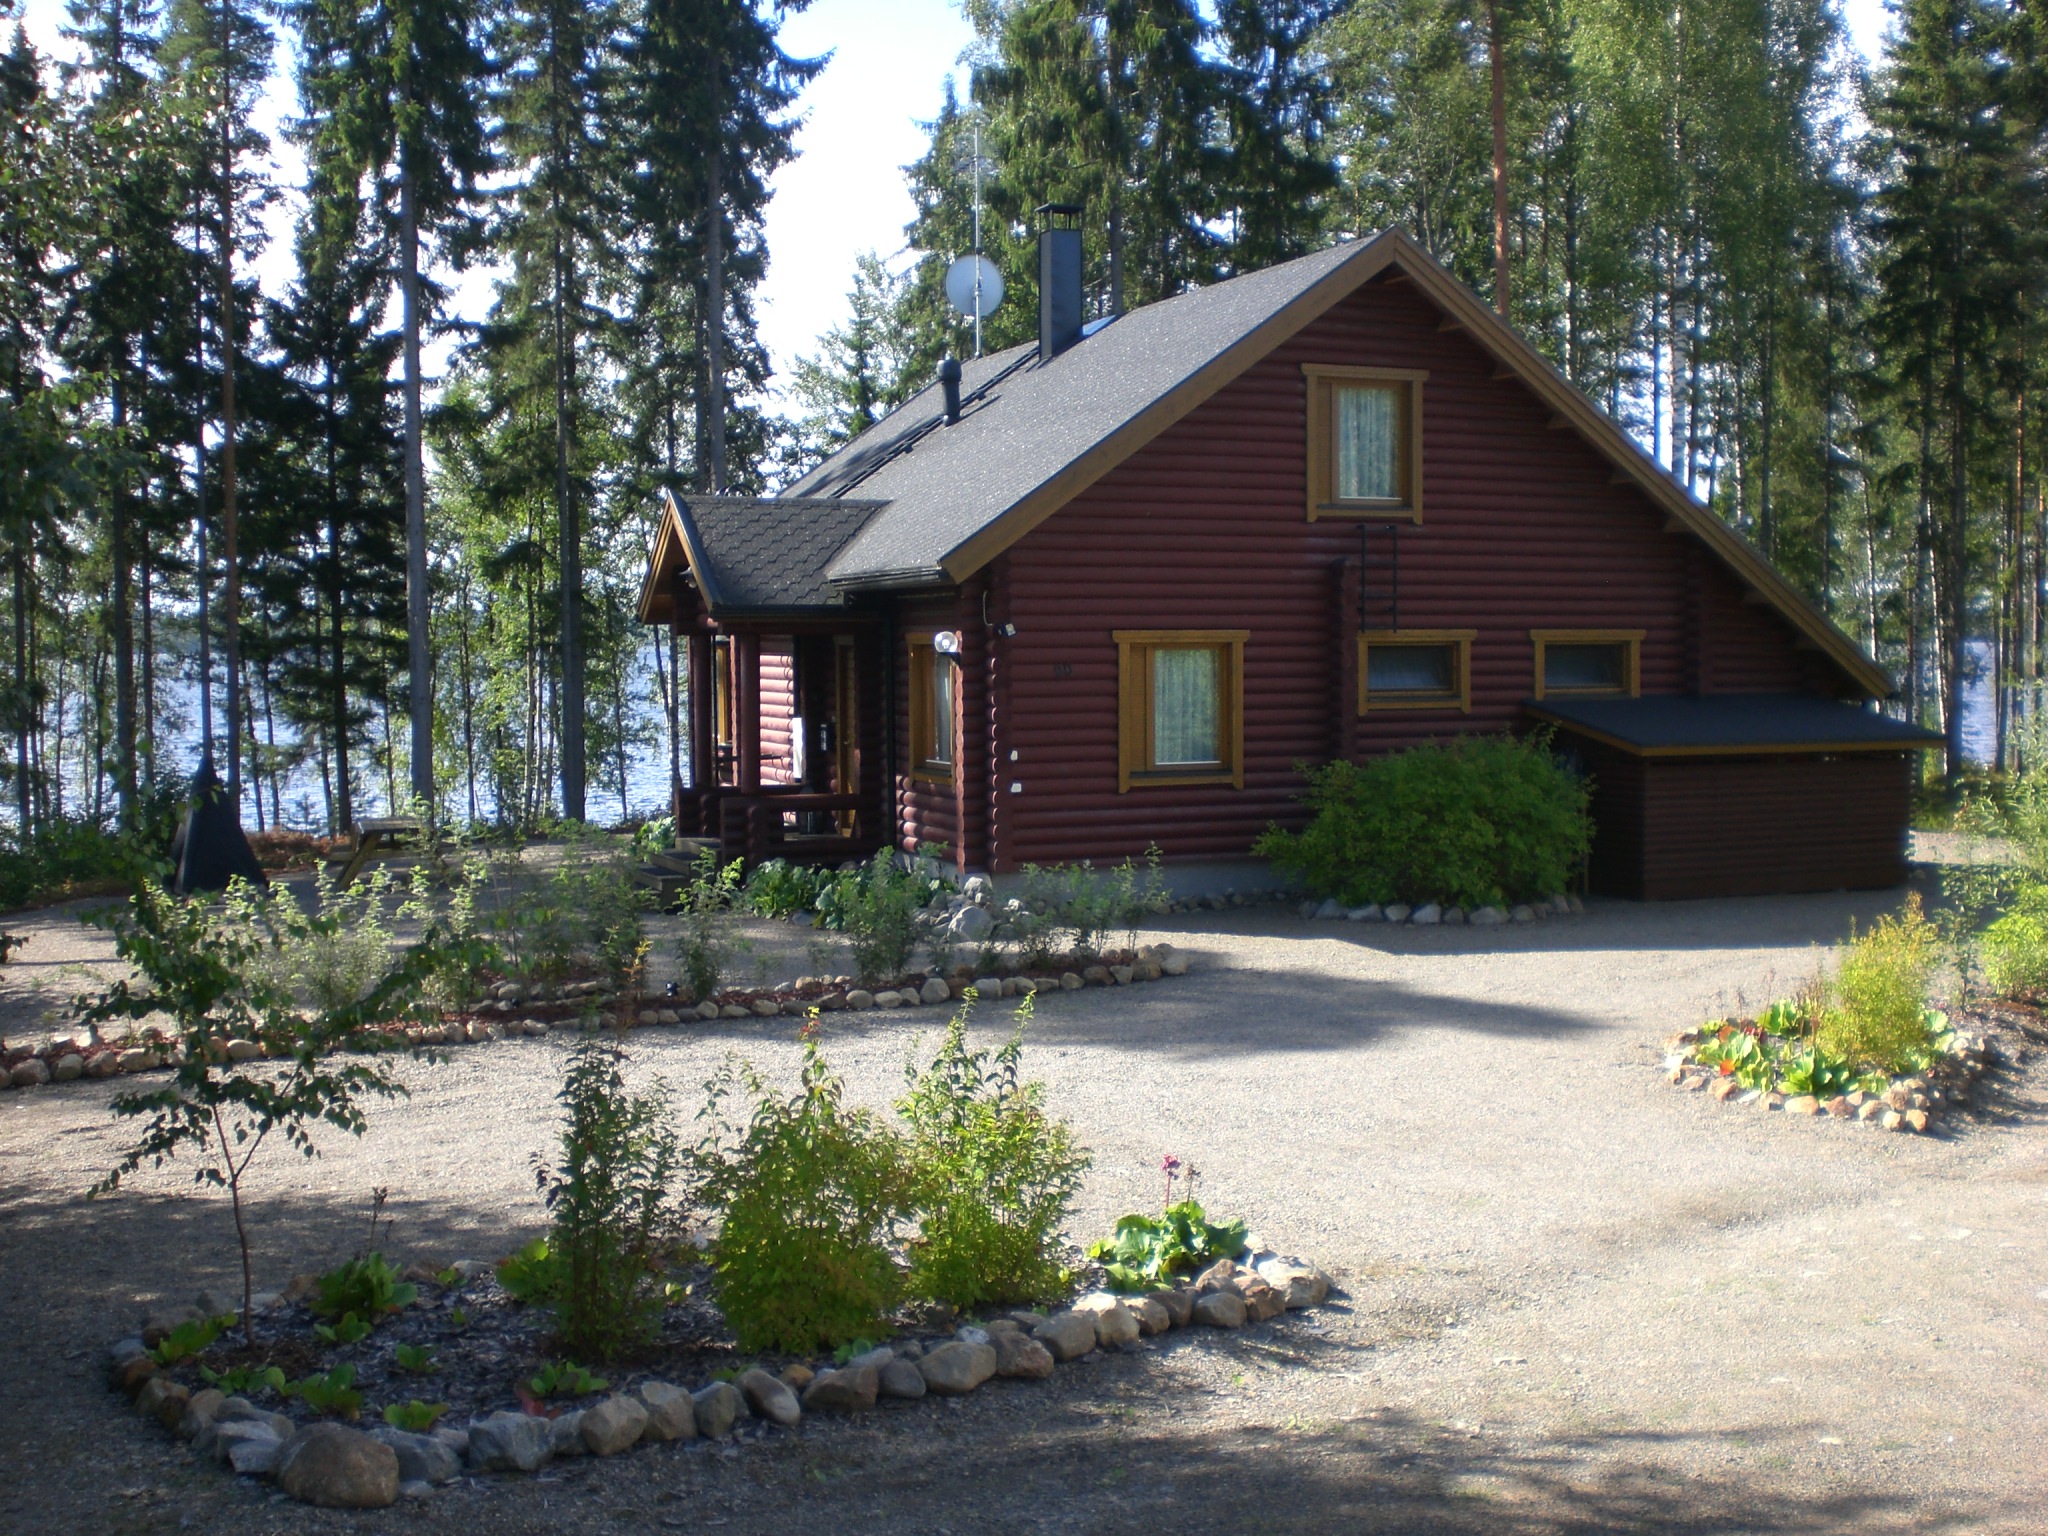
[1529,628,1644,700]
[1357,629,1475,714]
[906,632,955,784]
[1114,629,1248,793]
[1302,364,1427,523]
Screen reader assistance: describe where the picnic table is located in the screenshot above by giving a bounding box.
[326,817,450,887]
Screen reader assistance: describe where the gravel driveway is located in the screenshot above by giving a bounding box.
[2,881,2044,1535]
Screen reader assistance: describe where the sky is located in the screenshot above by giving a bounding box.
[13,0,1894,408]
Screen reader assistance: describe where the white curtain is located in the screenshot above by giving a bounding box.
[1336,385,1399,500]
[930,658,954,763]
[1153,648,1219,765]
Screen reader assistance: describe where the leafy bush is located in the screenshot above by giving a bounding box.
[313,1252,418,1321]
[529,1360,608,1398]
[631,816,677,862]
[0,806,164,912]
[313,1312,373,1345]
[1255,732,1592,909]
[85,879,469,1344]
[744,858,831,919]
[1088,1201,1249,1293]
[898,999,1090,1308]
[200,1363,286,1396]
[534,1040,685,1361]
[151,1313,237,1366]
[498,829,648,988]
[1815,896,1943,1073]
[224,866,402,1013]
[818,852,928,983]
[696,1029,912,1352]
[1980,880,2048,997]
[676,851,746,1001]
[1019,848,1169,963]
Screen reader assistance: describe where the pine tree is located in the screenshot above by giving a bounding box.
[787,252,909,468]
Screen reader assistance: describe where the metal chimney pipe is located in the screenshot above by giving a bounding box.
[939,357,962,424]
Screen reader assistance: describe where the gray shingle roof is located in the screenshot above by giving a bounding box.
[792,239,1369,585]
[675,497,886,614]
[1528,694,1943,753]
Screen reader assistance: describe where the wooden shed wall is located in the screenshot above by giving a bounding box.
[1572,739,1914,899]
[977,272,1848,871]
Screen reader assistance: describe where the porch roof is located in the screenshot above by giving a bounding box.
[1528,694,1944,757]
[636,492,887,622]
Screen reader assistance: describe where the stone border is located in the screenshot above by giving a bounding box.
[1,942,1196,1093]
[108,1253,1333,1510]
[1298,892,1582,927]
[1661,1022,2009,1132]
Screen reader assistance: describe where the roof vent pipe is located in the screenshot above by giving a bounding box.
[1036,203,1083,362]
[938,357,962,424]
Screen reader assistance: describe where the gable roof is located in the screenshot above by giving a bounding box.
[651,228,1890,697]
[634,492,885,621]
[1529,694,1942,756]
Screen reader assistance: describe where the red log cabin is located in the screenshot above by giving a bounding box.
[636,223,1938,901]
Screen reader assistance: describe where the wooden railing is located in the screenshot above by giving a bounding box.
[679,787,878,867]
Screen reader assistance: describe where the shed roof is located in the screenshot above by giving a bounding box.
[1528,695,1944,757]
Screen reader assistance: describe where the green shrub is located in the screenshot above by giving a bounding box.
[899,999,1090,1308]
[1088,1201,1249,1293]
[535,1040,685,1361]
[498,829,648,988]
[697,1029,911,1352]
[382,1400,448,1432]
[1815,896,1942,1073]
[818,852,928,984]
[1255,732,1592,909]
[495,1237,562,1304]
[313,1252,418,1321]
[676,851,746,1001]
[1982,883,2048,997]
[224,865,402,1013]
[743,858,831,919]
[1019,848,1169,963]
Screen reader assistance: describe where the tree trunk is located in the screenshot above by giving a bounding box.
[401,145,434,812]
[1487,0,1509,318]
[110,371,137,831]
[217,3,243,813]
[554,214,585,822]
[705,142,728,493]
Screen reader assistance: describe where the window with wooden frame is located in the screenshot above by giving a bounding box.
[906,633,956,782]
[1530,629,1643,700]
[1115,630,1247,792]
[1302,364,1426,521]
[1357,629,1474,713]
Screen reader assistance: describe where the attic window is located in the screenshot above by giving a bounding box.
[1303,365,1426,522]
[1532,629,1642,700]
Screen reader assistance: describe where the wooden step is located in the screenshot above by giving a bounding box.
[648,838,719,875]
[633,866,694,909]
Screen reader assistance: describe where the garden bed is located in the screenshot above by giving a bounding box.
[0,943,1194,1092]
[106,1244,1333,1509]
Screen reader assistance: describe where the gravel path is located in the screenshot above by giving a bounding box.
[3,881,2044,1534]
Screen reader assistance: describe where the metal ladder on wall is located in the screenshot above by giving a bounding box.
[1358,522,1404,632]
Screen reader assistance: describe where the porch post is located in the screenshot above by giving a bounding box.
[735,631,761,793]
[687,630,715,793]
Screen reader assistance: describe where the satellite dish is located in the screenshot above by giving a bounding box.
[944,254,1004,321]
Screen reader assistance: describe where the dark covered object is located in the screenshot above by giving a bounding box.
[170,759,267,895]
[1527,693,1943,755]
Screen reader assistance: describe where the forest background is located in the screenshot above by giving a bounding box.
[0,0,2040,868]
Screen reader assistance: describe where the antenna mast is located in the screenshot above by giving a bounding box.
[971,118,983,359]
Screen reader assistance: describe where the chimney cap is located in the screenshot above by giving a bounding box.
[1035,202,1083,226]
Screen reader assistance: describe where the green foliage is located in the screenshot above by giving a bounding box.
[676,851,746,1001]
[743,858,832,920]
[382,1400,449,1433]
[314,1252,418,1321]
[1256,734,1592,909]
[313,1312,373,1346]
[1981,885,2048,997]
[696,1030,912,1352]
[1019,848,1169,963]
[223,865,400,1014]
[285,1364,363,1419]
[199,1364,287,1396]
[528,1360,608,1398]
[816,852,929,983]
[498,830,649,989]
[632,817,677,862]
[1776,1042,1879,1100]
[533,1040,685,1361]
[150,1313,237,1366]
[84,879,472,1345]
[495,1238,562,1306]
[1088,1201,1249,1294]
[1815,897,1943,1073]
[898,998,1090,1308]
[1692,1026,1778,1090]
[392,1344,439,1375]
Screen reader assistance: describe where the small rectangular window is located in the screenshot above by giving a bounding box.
[907,634,955,781]
[1358,630,1474,713]
[1530,629,1643,700]
[1303,364,1425,521]
[1116,629,1247,791]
